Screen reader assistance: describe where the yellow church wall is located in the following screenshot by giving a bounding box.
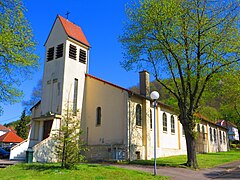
[84,76,128,146]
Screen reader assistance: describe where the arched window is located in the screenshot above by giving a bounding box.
[171,115,175,133]
[163,113,167,132]
[210,127,213,142]
[150,110,152,129]
[96,107,101,126]
[220,131,222,143]
[202,125,205,140]
[214,129,216,143]
[197,124,200,132]
[136,104,142,126]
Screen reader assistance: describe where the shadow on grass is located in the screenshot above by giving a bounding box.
[20,163,63,171]
[130,160,187,168]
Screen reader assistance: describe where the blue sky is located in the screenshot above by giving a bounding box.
[0,0,144,124]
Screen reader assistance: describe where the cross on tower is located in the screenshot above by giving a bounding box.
[65,11,70,19]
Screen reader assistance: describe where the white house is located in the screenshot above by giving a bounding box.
[10,15,228,162]
[216,120,239,141]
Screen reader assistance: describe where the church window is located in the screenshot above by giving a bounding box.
[47,47,54,61]
[202,125,205,140]
[214,129,216,142]
[56,43,64,59]
[96,107,101,126]
[73,78,78,115]
[220,131,222,143]
[163,113,167,132]
[210,127,213,141]
[79,49,87,64]
[150,109,152,129]
[171,115,175,133]
[197,124,200,132]
[69,44,77,60]
[136,104,142,126]
[223,132,226,143]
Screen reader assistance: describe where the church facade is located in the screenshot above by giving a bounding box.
[10,15,228,162]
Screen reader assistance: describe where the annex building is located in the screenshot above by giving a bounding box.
[10,15,228,162]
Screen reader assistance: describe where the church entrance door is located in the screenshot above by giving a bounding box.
[43,120,53,140]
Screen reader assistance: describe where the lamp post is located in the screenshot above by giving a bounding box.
[150,91,159,176]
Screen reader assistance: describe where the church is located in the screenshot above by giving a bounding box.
[10,15,228,162]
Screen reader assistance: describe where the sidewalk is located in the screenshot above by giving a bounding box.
[110,161,240,180]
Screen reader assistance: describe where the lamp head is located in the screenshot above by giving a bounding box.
[150,91,159,100]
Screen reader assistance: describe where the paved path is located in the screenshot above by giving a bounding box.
[109,161,240,180]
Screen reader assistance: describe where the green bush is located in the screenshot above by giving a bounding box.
[230,144,237,148]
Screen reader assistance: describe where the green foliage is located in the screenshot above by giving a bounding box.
[120,0,239,168]
[0,0,39,115]
[15,109,29,139]
[53,107,87,169]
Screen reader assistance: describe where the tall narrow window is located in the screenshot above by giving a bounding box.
[150,109,152,129]
[214,129,216,142]
[220,131,222,143]
[163,113,167,132]
[171,115,175,133]
[69,44,77,60]
[197,124,200,132]
[56,43,64,59]
[79,49,87,64]
[73,78,78,115]
[96,107,101,126]
[223,132,226,143]
[136,104,142,126]
[210,127,213,141]
[202,125,205,140]
[47,47,54,61]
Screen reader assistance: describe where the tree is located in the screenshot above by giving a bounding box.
[53,106,86,169]
[0,0,39,115]
[22,79,42,114]
[15,109,29,139]
[120,0,239,168]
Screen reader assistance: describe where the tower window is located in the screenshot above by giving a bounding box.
[73,78,78,115]
[79,49,87,64]
[56,43,64,59]
[136,104,142,126]
[47,47,54,61]
[69,44,77,60]
[96,107,101,126]
[202,125,205,140]
[210,127,213,141]
[163,113,167,132]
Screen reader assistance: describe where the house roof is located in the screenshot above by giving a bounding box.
[0,124,10,132]
[216,120,237,128]
[58,15,90,47]
[0,131,24,143]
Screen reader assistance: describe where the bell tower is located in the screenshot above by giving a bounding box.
[41,15,90,117]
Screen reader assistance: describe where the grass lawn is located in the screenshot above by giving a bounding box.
[131,149,240,169]
[0,163,168,180]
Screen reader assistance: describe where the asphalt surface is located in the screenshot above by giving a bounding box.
[111,161,240,180]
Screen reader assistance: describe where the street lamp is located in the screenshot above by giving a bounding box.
[150,91,159,176]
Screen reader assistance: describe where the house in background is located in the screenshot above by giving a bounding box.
[10,15,228,162]
[0,131,24,148]
[0,125,10,136]
[216,120,239,141]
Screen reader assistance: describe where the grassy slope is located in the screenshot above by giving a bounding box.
[131,149,240,169]
[0,163,168,180]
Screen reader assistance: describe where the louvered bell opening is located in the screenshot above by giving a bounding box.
[79,49,86,64]
[47,47,54,61]
[56,43,64,59]
[69,44,77,60]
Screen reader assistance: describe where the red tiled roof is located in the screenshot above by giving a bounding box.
[0,131,24,143]
[0,124,9,131]
[58,15,90,47]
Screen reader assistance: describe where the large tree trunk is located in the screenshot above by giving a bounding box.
[185,129,198,169]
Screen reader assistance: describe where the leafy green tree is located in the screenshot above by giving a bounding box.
[120,0,239,168]
[53,107,86,169]
[0,0,39,115]
[15,109,29,139]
